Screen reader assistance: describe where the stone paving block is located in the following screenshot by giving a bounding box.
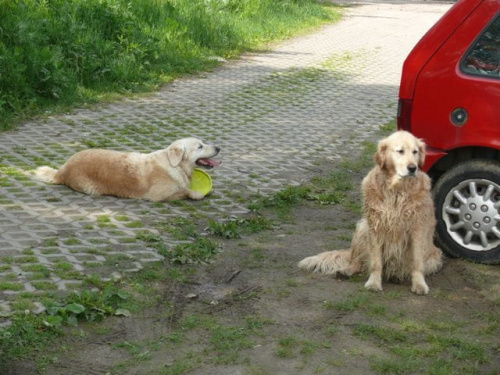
[0,2,453,316]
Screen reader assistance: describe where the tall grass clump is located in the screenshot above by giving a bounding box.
[0,0,340,130]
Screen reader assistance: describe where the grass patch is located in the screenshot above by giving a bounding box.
[353,320,492,375]
[371,355,423,375]
[0,0,341,131]
[163,313,273,365]
[427,335,486,363]
[137,218,221,265]
[16,256,39,264]
[0,281,133,372]
[43,238,59,247]
[327,291,373,312]
[124,221,144,229]
[339,140,376,172]
[276,336,298,358]
[156,217,199,240]
[275,335,330,360]
[63,238,81,246]
[0,314,60,372]
[0,282,24,291]
[249,185,311,217]
[379,118,397,134]
[354,324,408,344]
[208,215,274,239]
[309,170,354,205]
[164,238,220,265]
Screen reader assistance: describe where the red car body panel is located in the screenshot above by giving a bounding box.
[423,148,448,172]
[398,0,500,173]
[398,0,482,100]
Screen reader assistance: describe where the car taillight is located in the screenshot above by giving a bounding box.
[397,99,413,132]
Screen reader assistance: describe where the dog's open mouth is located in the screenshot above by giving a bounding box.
[196,158,221,169]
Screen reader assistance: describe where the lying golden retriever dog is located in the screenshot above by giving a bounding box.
[35,138,220,201]
[299,131,443,295]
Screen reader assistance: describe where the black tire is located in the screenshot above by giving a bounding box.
[432,159,500,264]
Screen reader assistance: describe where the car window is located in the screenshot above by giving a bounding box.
[461,14,500,79]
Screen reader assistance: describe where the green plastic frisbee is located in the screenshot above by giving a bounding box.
[190,168,213,196]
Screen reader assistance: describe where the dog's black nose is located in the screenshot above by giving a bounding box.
[215,146,221,153]
[408,164,417,175]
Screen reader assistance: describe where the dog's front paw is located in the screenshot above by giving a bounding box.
[411,272,429,295]
[189,190,205,200]
[411,281,429,295]
[364,274,383,292]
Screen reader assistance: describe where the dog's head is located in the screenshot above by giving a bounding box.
[375,131,425,184]
[166,138,221,171]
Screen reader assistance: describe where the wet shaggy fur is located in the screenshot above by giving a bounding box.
[299,131,443,295]
[34,138,220,202]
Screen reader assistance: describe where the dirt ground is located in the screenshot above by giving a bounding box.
[7,163,500,375]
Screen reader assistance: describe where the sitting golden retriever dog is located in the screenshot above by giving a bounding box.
[299,131,442,295]
[35,138,221,201]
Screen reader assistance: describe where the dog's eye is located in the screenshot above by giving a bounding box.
[413,150,418,155]
[397,149,404,155]
[198,144,203,149]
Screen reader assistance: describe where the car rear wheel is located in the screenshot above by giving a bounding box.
[433,159,500,264]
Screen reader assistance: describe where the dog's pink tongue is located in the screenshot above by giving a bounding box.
[199,158,221,168]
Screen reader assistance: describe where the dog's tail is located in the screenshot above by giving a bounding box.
[34,166,59,183]
[298,250,352,276]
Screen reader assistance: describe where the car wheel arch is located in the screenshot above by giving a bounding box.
[428,146,500,182]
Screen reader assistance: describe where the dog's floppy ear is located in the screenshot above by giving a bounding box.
[166,145,185,167]
[375,139,388,169]
[417,138,426,168]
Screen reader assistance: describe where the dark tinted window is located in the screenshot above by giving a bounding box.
[461,15,500,78]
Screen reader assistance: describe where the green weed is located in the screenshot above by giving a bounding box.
[113,341,151,362]
[211,324,254,353]
[354,324,408,344]
[427,335,486,363]
[276,336,298,358]
[124,221,144,228]
[156,358,195,375]
[309,170,354,205]
[97,215,111,223]
[0,282,24,291]
[45,287,131,328]
[379,118,397,134]
[20,264,49,273]
[157,217,199,240]
[16,256,38,263]
[332,292,372,312]
[63,238,81,246]
[136,217,221,265]
[0,281,133,371]
[166,237,221,265]
[43,238,59,247]
[0,314,60,371]
[339,141,376,172]
[371,356,422,375]
[249,186,311,217]
[30,281,58,291]
[135,230,162,244]
[208,215,274,239]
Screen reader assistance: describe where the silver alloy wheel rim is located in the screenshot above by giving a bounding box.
[442,178,500,251]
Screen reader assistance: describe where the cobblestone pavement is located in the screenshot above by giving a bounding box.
[0,1,452,322]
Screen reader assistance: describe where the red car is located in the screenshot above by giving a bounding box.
[398,0,500,264]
